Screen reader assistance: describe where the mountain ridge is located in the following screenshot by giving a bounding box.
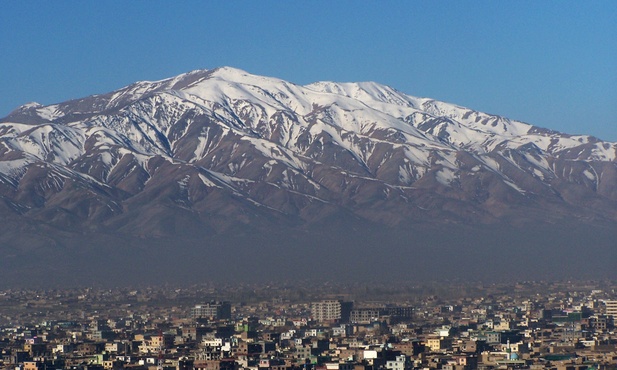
[0,67,615,285]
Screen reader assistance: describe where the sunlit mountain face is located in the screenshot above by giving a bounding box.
[1,67,615,286]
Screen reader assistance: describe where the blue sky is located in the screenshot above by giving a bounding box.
[2,1,616,140]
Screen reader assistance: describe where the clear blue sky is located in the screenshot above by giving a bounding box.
[2,1,616,141]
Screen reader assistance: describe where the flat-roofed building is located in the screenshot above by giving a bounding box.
[311,300,353,322]
[191,301,232,320]
[605,300,617,318]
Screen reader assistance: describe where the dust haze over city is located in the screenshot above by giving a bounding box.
[0,2,616,288]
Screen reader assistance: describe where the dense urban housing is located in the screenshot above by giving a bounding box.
[1,281,617,370]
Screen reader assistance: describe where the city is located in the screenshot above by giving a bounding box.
[1,281,616,370]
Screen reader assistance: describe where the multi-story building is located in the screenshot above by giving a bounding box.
[350,307,414,323]
[138,333,175,354]
[311,300,353,322]
[605,300,617,318]
[191,301,232,320]
[426,337,452,352]
[350,308,381,323]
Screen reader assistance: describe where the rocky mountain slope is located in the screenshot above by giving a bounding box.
[1,67,615,285]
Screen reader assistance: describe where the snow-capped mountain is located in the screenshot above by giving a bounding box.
[2,66,617,285]
[1,66,616,241]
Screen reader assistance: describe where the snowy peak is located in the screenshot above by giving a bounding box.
[306,80,423,110]
[2,67,616,164]
[0,66,616,239]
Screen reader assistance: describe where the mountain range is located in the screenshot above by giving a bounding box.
[1,67,615,286]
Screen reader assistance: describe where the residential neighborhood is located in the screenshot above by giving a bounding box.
[1,281,616,370]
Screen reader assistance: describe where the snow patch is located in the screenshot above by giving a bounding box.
[435,167,456,185]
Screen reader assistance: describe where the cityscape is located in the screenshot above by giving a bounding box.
[1,281,616,370]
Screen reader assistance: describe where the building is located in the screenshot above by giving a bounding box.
[350,307,414,323]
[606,300,617,318]
[191,302,232,320]
[350,309,381,323]
[426,337,452,352]
[311,300,353,322]
[385,355,409,370]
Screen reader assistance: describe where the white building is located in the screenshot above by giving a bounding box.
[605,300,617,318]
[311,300,352,322]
